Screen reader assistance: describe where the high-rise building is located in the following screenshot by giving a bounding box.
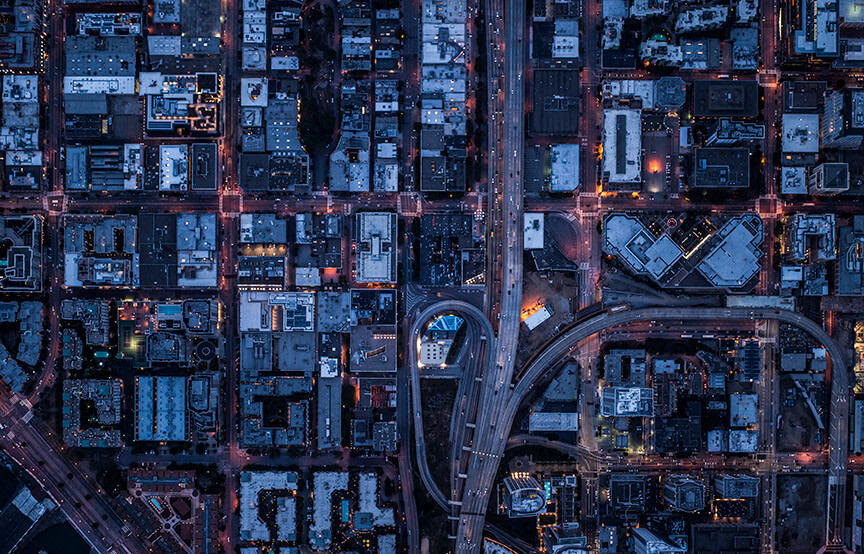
[823,89,864,149]
[663,475,706,512]
[542,523,589,554]
[809,162,850,194]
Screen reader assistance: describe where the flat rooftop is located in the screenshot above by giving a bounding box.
[693,80,759,117]
[135,375,187,442]
[604,214,682,280]
[602,108,641,184]
[696,214,763,287]
[355,212,396,284]
[692,147,750,188]
[782,113,820,153]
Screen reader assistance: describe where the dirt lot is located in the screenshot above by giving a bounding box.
[420,379,457,494]
[777,377,826,453]
[776,474,826,553]
[517,271,579,366]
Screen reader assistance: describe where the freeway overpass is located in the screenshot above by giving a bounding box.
[411,302,852,552]
[451,0,528,547]
[408,301,494,512]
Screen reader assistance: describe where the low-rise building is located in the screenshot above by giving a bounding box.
[0,216,41,291]
[602,108,642,187]
[135,375,188,442]
[782,113,820,153]
[63,214,139,288]
[239,472,297,543]
[310,471,349,550]
[419,314,463,366]
[604,213,764,292]
[707,119,765,145]
[1,76,40,189]
[239,291,314,332]
[62,379,123,448]
[64,144,145,192]
[550,144,580,192]
[729,393,758,428]
[632,527,686,554]
[350,289,397,373]
[524,214,544,250]
[693,80,759,118]
[502,475,547,517]
[600,387,654,417]
[139,72,220,135]
[528,412,579,432]
[714,474,759,499]
[419,214,485,287]
[691,148,750,189]
[137,213,217,288]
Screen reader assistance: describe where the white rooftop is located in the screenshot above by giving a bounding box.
[728,429,758,452]
[782,114,820,153]
[604,214,682,280]
[356,212,396,284]
[781,166,808,194]
[358,472,395,526]
[729,393,758,428]
[528,412,579,432]
[602,109,642,184]
[550,144,580,192]
[696,215,763,287]
[523,213,544,250]
[239,472,297,542]
[310,472,349,550]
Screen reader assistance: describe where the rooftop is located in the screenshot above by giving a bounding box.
[787,213,836,262]
[696,214,764,287]
[602,108,642,184]
[135,375,187,442]
[782,113,820,153]
[729,393,758,428]
[604,214,682,280]
[693,80,759,117]
[601,387,655,417]
[355,212,396,284]
[239,471,297,543]
[239,214,287,244]
[550,144,580,192]
[692,147,750,188]
[310,472,349,550]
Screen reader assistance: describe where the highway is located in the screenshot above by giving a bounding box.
[451,0,526,547]
[449,317,486,513]
[409,300,851,552]
[513,306,850,552]
[407,301,494,513]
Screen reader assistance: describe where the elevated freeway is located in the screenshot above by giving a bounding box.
[510,307,849,551]
[410,302,851,552]
[407,301,494,512]
[452,0,527,547]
